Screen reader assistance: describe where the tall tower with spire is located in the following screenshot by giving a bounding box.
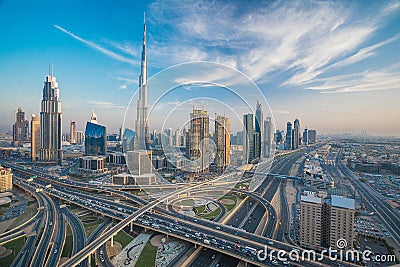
[39,65,63,165]
[135,13,150,149]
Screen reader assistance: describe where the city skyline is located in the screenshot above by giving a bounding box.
[1,0,400,136]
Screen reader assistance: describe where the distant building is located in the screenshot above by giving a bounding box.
[79,156,107,173]
[215,115,231,171]
[85,112,106,156]
[308,129,317,144]
[0,165,12,192]
[293,119,300,149]
[303,128,308,145]
[31,114,40,161]
[13,107,29,146]
[112,172,156,186]
[107,152,126,165]
[76,131,84,145]
[39,69,63,165]
[285,122,292,150]
[122,128,136,152]
[263,117,272,157]
[243,114,254,163]
[188,108,210,174]
[254,101,263,160]
[126,150,152,176]
[70,121,77,144]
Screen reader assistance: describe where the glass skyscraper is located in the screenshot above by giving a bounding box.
[85,121,106,156]
[122,128,136,152]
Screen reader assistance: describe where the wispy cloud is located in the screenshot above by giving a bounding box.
[90,100,126,109]
[306,64,400,93]
[54,25,136,65]
[149,0,400,92]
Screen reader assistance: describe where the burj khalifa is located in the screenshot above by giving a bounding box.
[135,14,150,149]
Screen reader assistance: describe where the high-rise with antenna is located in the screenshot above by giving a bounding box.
[135,12,150,149]
[39,64,63,165]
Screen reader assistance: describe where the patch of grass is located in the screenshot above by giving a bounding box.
[61,234,73,258]
[194,205,206,215]
[200,207,221,220]
[84,218,103,237]
[219,196,237,211]
[136,240,157,267]
[2,236,26,266]
[113,230,133,248]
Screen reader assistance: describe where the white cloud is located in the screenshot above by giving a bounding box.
[306,64,400,93]
[149,0,399,91]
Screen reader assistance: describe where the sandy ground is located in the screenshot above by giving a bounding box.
[0,218,16,233]
[151,235,165,247]
[111,234,151,267]
[106,241,122,259]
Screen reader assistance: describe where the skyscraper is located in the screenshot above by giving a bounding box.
[303,128,308,145]
[215,114,231,170]
[263,117,272,157]
[70,121,77,144]
[31,114,40,162]
[243,114,254,163]
[285,122,292,150]
[85,112,106,156]
[39,68,63,165]
[188,107,210,174]
[12,107,29,146]
[254,101,263,160]
[135,14,150,149]
[293,119,300,149]
[308,129,317,144]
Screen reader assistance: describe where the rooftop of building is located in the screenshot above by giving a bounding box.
[301,193,322,204]
[331,194,355,209]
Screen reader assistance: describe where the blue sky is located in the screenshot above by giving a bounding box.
[0,0,399,136]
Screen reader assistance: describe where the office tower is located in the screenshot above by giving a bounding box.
[122,128,136,152]
[293,118,300,149]
[135,15,150,149]
[243,114,254,163]
[285,122,292,150]
[236,131,243,146]
[263,117,272,157]
[39,68,63,165]
[70,121,77,144]
[127,150,152,175]
[299,193,323,250]
[31,114,40,161]
[308,129,317,144]
[215,115,231,170]
[12,107,29,146]
[188,107,210,173]
[76,131,84,145]
[329,195,355,250]
[274,130,283,145]
[255,101,263,160]
[85,112,106,156]
[303,128,308,145]
[0,165,13,192]
[299,192,355,251]
[174,129,181,146]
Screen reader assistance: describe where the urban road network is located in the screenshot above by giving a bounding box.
[1,147,399,267]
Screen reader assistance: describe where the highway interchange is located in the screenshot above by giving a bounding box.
[0,148,380,267]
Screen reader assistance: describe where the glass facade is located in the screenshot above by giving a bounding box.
[85,122,106,155]
[122,128,136,152]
